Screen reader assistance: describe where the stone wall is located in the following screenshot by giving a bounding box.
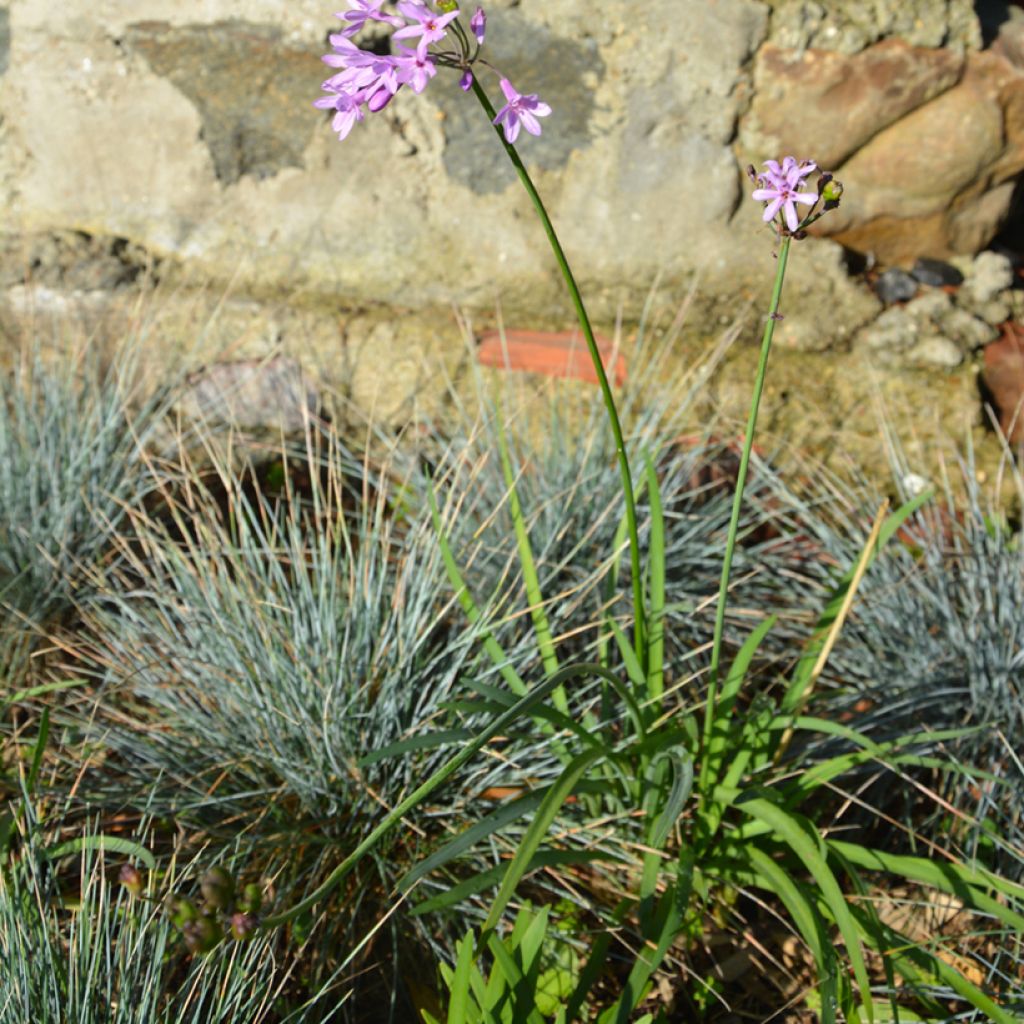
[0,1,1022,343]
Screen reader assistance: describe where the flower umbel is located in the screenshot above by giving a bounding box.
[751,157,818,233]
[314,4,551,145]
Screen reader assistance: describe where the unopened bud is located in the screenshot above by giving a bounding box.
[200,866,235,910]
[822,179,843,205]
[239,883,263,915]
[118,863,144,897]
[166,896,199,929]
[182,915,223,955]
[230,912,258,941]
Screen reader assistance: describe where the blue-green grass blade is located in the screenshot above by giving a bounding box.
[784,489,934,713]
[428,484,528,697]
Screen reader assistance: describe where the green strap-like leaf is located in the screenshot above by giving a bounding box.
[497,418,564,707]
[733,796,873,1022]
[482,746,607,935]
[645,456,665,705]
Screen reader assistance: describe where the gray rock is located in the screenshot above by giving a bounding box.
[911,257,964,287]
[875,267,918,304]
[857,306,918,354]
[178,357,320,434]
[766,0,981,54]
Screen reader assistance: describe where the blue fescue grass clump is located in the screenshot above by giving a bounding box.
[69,426,580,1018]
[801,445,1024,879]
[0,794,346,1023]
[0,341,168,678]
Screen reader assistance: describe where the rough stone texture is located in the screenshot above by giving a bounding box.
[856,284,998,365]
[743,40,965,169]
[121,21,320,185]
[0,8,9,76]
[4,0,1022,379]
[178,355,320,432]
[765,0,982,54]
[821,50,1024,264]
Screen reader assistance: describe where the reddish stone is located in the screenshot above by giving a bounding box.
[981,321,1024,445]
[476,329,627,387]
[748,40,964,170]
[824,51,1024,264]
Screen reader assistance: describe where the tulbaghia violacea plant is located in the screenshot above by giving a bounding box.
[315,1,550,143]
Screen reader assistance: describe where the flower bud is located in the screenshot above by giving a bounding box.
[200,866,235,911]
[238,883,263,915]
[822,179,843,205]
[230,912,258,941]
[118,863,144,897]
[183,915,223,955]
[166,896,199,929]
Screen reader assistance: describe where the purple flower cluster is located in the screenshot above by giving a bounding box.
[751,157,817,232]
[315,1,550,144]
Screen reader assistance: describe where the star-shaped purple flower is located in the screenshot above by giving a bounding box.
[492,77,551,144]
[393,1,459,55]
[751,157,818,232]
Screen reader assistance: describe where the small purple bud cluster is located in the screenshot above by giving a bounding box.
[121,862,263,956]
[315,1,550,144]
[748,157,843,237]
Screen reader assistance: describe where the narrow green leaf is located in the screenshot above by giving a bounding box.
[360,729,473,767]
[44,835,157,872]
[497,418,564,706]
[784,489,933,713]
[735,797,873,1022]
[399,790,548,893]
[745,846,840,1024]
[645,456,665,704]
[27,708,49,796]
[447,932,478,1024]
[428,484,528,697]
[482,747,607,935]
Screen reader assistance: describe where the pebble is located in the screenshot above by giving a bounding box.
[911,257,964,288]
[874,268,918,304]
[907,335,964,368]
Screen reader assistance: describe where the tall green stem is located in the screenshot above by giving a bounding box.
[470,77,647,659]
[699,235,791,783]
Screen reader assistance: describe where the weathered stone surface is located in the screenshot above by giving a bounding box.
[823,51,1024,264]
[766,0,981,55]
[178,356,320,433]
[856,284,997,364]
[743,40,964,169]
[0,8,9,76]
[122,20,320,185]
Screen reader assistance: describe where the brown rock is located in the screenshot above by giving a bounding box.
[746,40,964,170]
[981,322,1024,445]
[823,51,1024,264]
